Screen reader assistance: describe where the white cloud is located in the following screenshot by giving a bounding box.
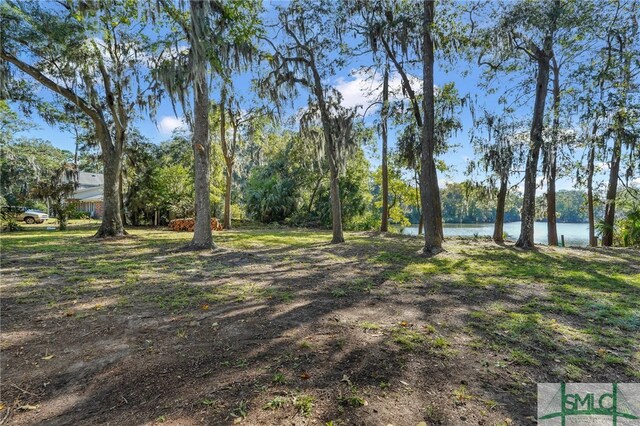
[595,161,609,171]
[157,116,186,135]
[334,68,422,116]
[334,70,377,110]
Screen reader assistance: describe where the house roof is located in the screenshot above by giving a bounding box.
[69,185,103,202]
[77,172,104,187]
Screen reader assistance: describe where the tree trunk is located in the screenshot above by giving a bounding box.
[220,87,232,231]
[380,64,389,233]
[119,170,127,226]
[587,144,596,247]
[601,28,633,247]
[309,56,345,243]
[546,161,558,245]
[413,168,423,235]
[188,0,213,250]
[493,176,508,243]
[95,145,126,237]
[602,138,621,246]
[546,59,560,246]
[308,176,322,215]
[434,162,444,239]
[420,0,442,254]
[516,45,552,249]
[329,160,344,244]
[224,160,232,230]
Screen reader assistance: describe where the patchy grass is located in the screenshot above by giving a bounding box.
[389,326,427,351]
[1,224,638,425]
[292,394,314,417]
[263,396,288,411]
[360,321,381,331]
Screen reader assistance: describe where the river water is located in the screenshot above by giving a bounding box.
[401,222,591,246]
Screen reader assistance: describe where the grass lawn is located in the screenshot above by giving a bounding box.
[1,222,639,425]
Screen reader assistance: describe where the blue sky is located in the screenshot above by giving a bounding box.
[11,2,606,193]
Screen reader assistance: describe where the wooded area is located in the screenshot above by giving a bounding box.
[1,0,639,248]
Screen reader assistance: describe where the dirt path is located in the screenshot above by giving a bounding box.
[1,228,638,425]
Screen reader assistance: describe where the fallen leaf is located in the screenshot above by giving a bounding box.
[42,355,54,360]
[399,321,409,327]
[299,372,310,380]
[18,405,39,411]
[233,417,242,424]
[0,403,5,410]
[201,304,209,311]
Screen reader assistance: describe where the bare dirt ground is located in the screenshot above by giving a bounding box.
[1,225,639,425]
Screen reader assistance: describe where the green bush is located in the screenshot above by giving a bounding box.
[69,210,90,220]
[246,158,300,223]
[230,203,246,221]
[617,207,640,247]
[596,206,640,247]
[1,218,22,232]
[0,206,23,232]
[345,210,378,231]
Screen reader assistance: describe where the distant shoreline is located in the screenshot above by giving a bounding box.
[405,221,590,226]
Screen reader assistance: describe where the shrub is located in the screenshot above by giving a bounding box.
[345,210,378,231]
[618,207,640,247]
[246,165,300,223]
[230,203,246,221]
[596,206,640,247]
[69,210,90,220]
[1,206,23,232]
[1,218,22,232]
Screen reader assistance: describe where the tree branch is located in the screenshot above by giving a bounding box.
[0,50,102,125]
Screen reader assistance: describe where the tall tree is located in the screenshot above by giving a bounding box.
[479,0,562,249]
[380,63,390,232]
[538,0,597,246]
[545,57,561,245]
[574,72,606,247]
[1,0,156,237]
[155,0,259,249]
[260,0,359,243]
[421,0,442,254]
[354,0,436,243]
[600,0,639,246]
[350,0,470,252]
[188,0,213,249]
[470,112,527,243]
[217,88,269,230]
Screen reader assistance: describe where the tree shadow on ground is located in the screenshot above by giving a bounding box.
[1,228,638,425]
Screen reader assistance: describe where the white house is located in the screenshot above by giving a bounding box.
[68,172,104,218]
